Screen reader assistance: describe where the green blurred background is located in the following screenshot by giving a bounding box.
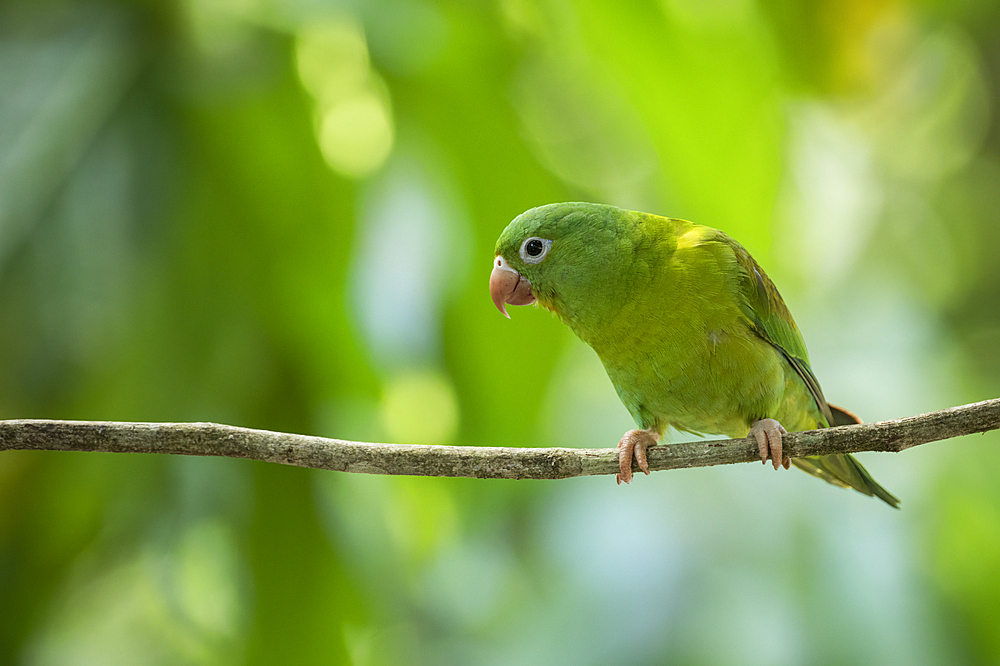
[2,0,1000,663]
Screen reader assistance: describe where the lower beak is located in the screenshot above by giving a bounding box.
[490,256,536,318]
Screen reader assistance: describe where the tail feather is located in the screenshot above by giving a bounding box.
[828,403,862,427]
[791,403,901,508]
[791,455,900,508]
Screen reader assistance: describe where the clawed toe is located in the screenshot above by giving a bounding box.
[616,428,659,484]
[749,418,788,470]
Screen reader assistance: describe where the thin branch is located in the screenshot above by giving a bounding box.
[1,398,998,479]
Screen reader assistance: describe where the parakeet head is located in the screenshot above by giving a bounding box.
[490,202,647,321]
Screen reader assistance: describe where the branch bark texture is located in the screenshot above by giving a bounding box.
[1,398,998,480]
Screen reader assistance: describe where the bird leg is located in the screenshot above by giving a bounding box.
[749,418,789,470]
[616,428,660,484]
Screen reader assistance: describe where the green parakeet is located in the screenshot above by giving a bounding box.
[490,202,899,507]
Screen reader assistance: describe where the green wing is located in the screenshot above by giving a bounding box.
[724,236,834,423]
[723,234,900,508]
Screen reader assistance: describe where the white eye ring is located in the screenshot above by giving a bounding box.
[519,237,552,264]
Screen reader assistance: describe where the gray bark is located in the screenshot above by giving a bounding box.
[1,398,997,479]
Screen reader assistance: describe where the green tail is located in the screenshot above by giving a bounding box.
[792,403,900,508]
[791,455,900,508]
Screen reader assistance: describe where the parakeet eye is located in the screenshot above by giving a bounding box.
[519,237,552,264]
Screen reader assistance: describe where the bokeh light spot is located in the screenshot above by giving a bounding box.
[296,21,394,178]
[317,92,394,178]
[379,370,459,446]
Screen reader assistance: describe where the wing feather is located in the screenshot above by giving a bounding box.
[722,235,834,426]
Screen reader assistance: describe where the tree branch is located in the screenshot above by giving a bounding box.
[1,398,998,479]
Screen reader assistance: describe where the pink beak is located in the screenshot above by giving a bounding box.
[489,256,536,318]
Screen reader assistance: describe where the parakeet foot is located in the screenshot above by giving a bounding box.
[749,418,789,470]
[616,428,660,484]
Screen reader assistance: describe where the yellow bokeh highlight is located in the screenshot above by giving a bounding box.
[295,21,369,101]
[379,370,459,446]
[317,92,394,178]
[295,20,394,178]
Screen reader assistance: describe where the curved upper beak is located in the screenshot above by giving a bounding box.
[490,255,536,318]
